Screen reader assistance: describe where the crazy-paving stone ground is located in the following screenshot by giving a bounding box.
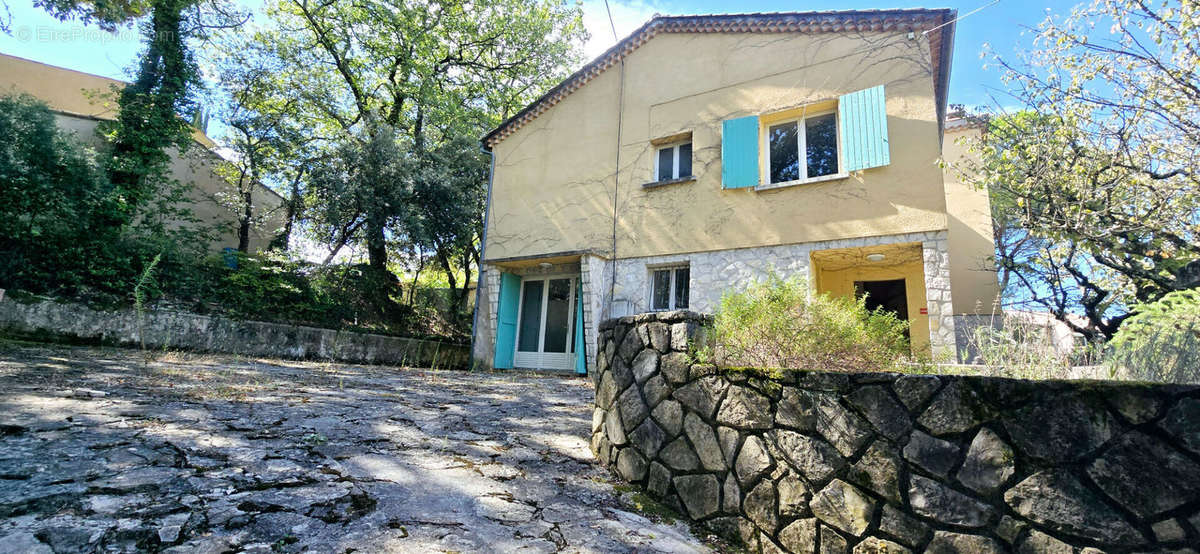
[0,342,726,553]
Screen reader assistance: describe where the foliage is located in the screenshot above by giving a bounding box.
[695,274,910,373]
[101,0,201,230]
[212,0,585,290]
[1108,289,1200,383]
[208,31,310,252]
[32,0,151,30]
[159,251,460,340]
[305,124,411,272]
[0,94,110,291]
[408,135,489,317]
[960,0,1200,341]
[0,93,196,302]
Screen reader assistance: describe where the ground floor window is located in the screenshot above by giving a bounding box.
[651,266,689,311]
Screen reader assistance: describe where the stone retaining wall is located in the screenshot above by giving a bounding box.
[590,311,1200,553]
[0,293,469,369]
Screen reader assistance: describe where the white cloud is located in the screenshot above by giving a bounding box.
[579,0,664,61]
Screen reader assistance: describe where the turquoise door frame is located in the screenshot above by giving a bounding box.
[495,271,586,373]
[574,280,586,374]
[494,272,521,369]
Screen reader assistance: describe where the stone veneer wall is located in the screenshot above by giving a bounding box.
[608,231,956,358]
[590,311,1200,553]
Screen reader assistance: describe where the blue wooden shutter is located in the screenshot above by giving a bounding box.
[574,280,586,374]
[494,272,521,369]
[839,85,890,171]
[722,115,759,188]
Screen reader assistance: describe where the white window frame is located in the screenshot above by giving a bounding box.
[512,274,578,371]
[758,107,847,191]
[653,141,692,182]
[648,265,689,311]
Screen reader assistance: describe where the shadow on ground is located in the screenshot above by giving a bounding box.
[0,341,721,553]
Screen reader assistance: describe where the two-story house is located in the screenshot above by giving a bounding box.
[471,9,999,372]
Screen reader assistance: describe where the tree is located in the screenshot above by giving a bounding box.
[409,135,489,315]
[959,0,1200,341]
[101,0,201,229]
[31,0,151,30]
[245,0,585,275]
[208,34,307,252]
[306,125,411,267]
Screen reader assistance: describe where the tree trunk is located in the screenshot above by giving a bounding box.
[237,187,252,253]
[270,172,304,251]
[408,252,425,306]
[456,249,473,315]
[365,212,388,274]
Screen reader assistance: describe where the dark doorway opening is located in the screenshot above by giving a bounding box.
[854,279,909,321]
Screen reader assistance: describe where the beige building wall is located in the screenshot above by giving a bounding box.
[0,53,286,252]
[942,122,1000,315]
[486,30,949,262]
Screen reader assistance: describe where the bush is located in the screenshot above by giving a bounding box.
[0,93,213,305]
[1108,289,1200,383]
[696,274,910,373]
[0,93,111,292]
[967,316,1103,380]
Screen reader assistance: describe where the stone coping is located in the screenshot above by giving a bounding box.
[0,293,469,369]
[598,310,712,332]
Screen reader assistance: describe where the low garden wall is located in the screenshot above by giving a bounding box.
[0,292,469,369]
[591,311,1200,553]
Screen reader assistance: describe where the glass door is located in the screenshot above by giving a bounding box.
[514,275,577,370]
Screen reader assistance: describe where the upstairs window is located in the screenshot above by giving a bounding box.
[768,111,839,184]
[655,142,692,182]
[721,85,889,190]
[651,266,689,311]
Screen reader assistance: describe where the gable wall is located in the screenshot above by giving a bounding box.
[487,30,949,261]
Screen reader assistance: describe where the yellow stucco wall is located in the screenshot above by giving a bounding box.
[486,30,950,261]
[812,244,931,355]
[0,53,286,252]
[942,124,1001,314]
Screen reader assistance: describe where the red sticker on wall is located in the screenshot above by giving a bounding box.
[919,307,929,315]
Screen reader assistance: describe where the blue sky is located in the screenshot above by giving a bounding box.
[0,0,1076,111]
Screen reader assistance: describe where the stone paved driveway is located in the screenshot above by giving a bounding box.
[0,343,720,553]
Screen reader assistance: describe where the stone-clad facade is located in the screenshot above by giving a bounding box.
[591,312,1200,553]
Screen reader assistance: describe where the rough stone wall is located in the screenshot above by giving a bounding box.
[0,294,469,369]
[580,254,614,371]
[591,312,1200,553]
[921,236,956,360]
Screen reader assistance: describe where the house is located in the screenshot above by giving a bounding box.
[471,9,1000,372]
[0,53,286,252]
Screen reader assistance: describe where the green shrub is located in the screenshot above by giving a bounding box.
[1108,289,1200,383]
[0,93,110,292]
[696,274,910,373]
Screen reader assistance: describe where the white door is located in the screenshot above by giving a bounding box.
[514,275,577,370]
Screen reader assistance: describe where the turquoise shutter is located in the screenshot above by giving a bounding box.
[574,280,586,374]
[494,272,521,369]
[721,115,759,188]
[839,85,890,171]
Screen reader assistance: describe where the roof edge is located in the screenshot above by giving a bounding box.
[482,8,957,150]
